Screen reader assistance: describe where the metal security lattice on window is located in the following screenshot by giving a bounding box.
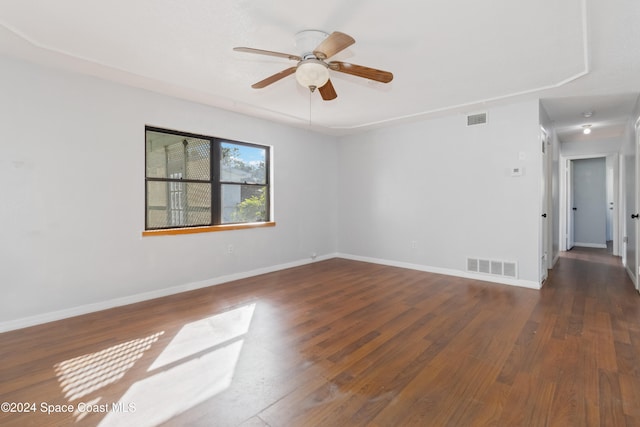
[145,127,270,230]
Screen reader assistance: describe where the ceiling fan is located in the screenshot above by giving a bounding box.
[233,30,393,101]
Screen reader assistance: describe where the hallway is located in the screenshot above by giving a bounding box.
[537,246,640,425]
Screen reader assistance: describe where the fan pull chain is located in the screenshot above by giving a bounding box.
[309,88,312,127]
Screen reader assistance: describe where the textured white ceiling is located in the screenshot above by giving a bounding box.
[0,0,638,135]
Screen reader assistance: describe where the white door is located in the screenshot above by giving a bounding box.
[626,123,638,288]
[606,161,614,242]
[573,158,607,248]
[635,120,640,291]
[540,130,549,283]
[567,159,575,250]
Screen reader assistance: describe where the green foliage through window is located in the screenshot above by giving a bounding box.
[231,188,266,223]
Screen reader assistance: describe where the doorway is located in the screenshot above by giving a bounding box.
[571,157,607,249]
[560,153,619,256]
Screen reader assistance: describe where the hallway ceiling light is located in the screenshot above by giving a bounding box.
[582,124,592,134]
[582,111,594,118]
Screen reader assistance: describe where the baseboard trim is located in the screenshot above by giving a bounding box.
[625,264,638,288]
[335,253,541,290]
[1,252,542,333]
[573,242,607,249]
[0,253,338,333]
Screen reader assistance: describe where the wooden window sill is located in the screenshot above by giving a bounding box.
[142,221,276,237]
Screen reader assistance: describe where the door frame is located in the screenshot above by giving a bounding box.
[634,118,640,291]
[570,157,608,249]
[559,152,620,255]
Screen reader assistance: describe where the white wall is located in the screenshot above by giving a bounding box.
[336,100,542,286]
[0,55,338,329]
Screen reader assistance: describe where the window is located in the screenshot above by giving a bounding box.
[145,127,270,232]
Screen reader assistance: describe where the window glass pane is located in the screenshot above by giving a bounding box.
[221,185,267,224]
[145,127,271,231]
[147,181,211,228]
[146,131,210,180]
[220,142,266,184]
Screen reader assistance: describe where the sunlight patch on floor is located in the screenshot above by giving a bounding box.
[148,303,256,371]
[54,332,164,401]
[99,303,256,427]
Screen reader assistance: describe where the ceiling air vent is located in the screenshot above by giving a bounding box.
[467,112,487,126]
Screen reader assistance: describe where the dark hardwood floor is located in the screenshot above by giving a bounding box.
[1,248,639,426]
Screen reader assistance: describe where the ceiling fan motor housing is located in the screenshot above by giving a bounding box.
[295,30,329,57]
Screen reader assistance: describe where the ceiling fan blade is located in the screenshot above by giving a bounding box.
[251,67,297,89]
[233,47,301,62]
[313,31,355,59]
[318,79,337,101]
[329,61,394,83]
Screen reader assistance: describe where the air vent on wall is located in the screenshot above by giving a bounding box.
[503,262,517,278]
[467,112,487,126]
[478,259,491,274]
[490,261,503,275]
[467,258,517,279]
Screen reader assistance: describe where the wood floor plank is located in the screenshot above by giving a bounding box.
[448,381,512,427]
[579,332,602,426]
[497,372,556,426]
[546,336,587,427]
[599,369,626,426]
[594,311,619,372]
[1,247,639,426]
[619,373,640,420]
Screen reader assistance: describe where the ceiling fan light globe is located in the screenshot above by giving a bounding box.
[296,60,329,90]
